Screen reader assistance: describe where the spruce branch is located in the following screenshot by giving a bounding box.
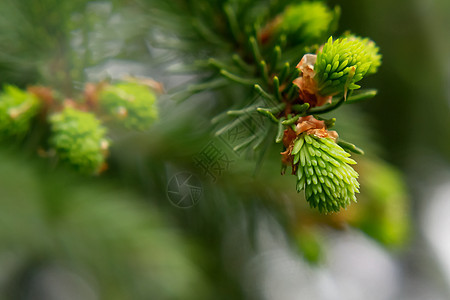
[256,108,279,124]
[254,84,276,102]
[346,89,378,104]
[133,0,383,213]
[278,62,291,82]
[275,117,286,143]
[282,115,301,125]
[270,45,282,71]
[307,96,346,115]
[291,103,310,113]
[337,139,365,155]
[232,54,254,72]
[273,76,282,101]
[220,69,258,85]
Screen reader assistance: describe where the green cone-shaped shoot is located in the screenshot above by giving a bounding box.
[292,134,359,213]
[315,36,381,97]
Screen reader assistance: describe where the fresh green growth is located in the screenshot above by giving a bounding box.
[292,134,359,213]
[315,36,381,96]
[50,107,108,174]
[99,82,158,131]
[0,85,41,140]
[351,36,382,75]
[278,2,334,42]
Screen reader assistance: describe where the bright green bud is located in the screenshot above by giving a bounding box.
[279,2,334,41]
[292,134,359,213]
[50,107,109,174]
[99,82,158,131]
[0,85,40,140]
[315,36,381,96]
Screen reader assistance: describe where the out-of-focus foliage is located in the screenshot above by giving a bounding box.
[0,0,91,86]
[263,1,337,44]
[99,82,158,130]
[49,107,109,174]
[0,0,149,89]
[0,150,209,300]
[0,85,40,140]
[352,159,410,248]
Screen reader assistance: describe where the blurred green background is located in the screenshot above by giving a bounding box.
[0,0,450,299]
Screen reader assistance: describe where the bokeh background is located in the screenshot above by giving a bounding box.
[0,0,450,299]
